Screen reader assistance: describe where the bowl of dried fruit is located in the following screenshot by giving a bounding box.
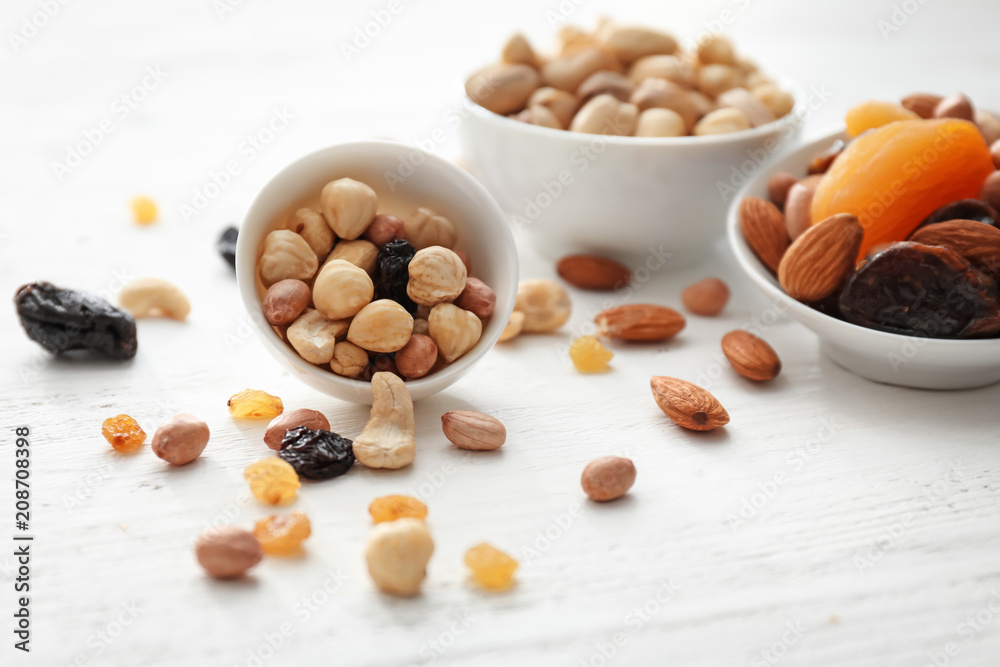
[237,141,518,404]
[458,20,803,261]
[728,92,1000,389]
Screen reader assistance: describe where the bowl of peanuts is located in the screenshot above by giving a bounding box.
[458,21,803,262]
[237,141,519,404]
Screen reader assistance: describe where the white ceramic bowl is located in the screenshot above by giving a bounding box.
[459,85,804,262]
[237,141,518,404]
[727,128,1000,390]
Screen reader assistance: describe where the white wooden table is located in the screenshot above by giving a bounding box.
[3,0,1000,664]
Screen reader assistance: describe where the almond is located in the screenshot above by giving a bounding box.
[901,92,943,119]
[681,278,729,316]
[557,254,632,290]
[595,304,685,341]
[441,410,506,450]
[934,93,974,121]
[778,213,864,302]
[721,330,781,381]
[649,376,729,431]
[739,196,789,273]
[909,219,1000,275]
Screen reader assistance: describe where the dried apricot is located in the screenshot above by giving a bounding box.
[253,511,312,555]
[812,119,995,258]
[844,100,918,137]
[569,335,613,372]
[228,388,283,419]
[369,495,428,523]
[244,458,301,505]
[464,543,518,591]
[101,414,145,453]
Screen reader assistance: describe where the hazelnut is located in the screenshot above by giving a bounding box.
[454,277,496,318]
[347,299,414,353]
[312,259,373,320]
[404,207,457,250]
[287,208,334,260]
[320,178,378,240]
[326,239,378,276]
[407,246,468,306]
[428,303,482,363]
[258,230,318,287]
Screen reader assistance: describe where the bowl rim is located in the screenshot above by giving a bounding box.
[462,77,806,146]
[236,139,520,397]
[726,125,1000,349]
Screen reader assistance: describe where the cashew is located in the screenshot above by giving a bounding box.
[259,230,318,287]
[287,208,334,259]
[465,63,540,116]
[528,87,580,128]
[287,309,349,365]
[353,372,416,470]
[320,178,378,240]
[542,46,616,92]
[513,105,563,130]
[365,517,433,596]
[696,35,736,65]
[501,33,540,68]
[404,207,457,250]
[627,54,694,86]
[577,71,635,102]
[601,25,677,64]
[118,278,191,320]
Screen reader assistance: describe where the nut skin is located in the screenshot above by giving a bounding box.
[465,63,540,116]
[286,309,348,365]
[404,207,457,250]
[195,527,263,579]
[395,334,439,379]
[514,279,572,332]
[347,299,414,353]
[767,172,798,210]
[320,178,378,240]
[721,330,782,381]
[557,254,631,291]
[312,259,374,321]
[778,213,864,303]
[353,372,416,470]
[498,311,525,343]
[909,219,1000,273]
[264,408,330,450]
[581,456,636,502]
[454,277,496,318]
[327,239,379,276]
[365,517,434,597]
[407,246,468,306]
[287,208,334,260]
[259,230,319,287]
[262,279,311,326]
[117,277,191,320]
[363,214,405,246]
[901,92,943,119]
[681,278,730,317]
[934,93,974,121]
[152,413,210,465]
[428,303,483,363]
[441,410,506,450]
[329,341,369,378]
[650,376,729,431]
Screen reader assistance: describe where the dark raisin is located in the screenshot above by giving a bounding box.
[359,353,398,382]
[916,199,999,230]
[218,226,239,268]
[279,426,355,480]
[375,239,417,314]
[839,242,1000,338]
[806,139,845,175]
[14,282,138,359]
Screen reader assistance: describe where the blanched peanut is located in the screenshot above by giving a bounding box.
[152,414,209,465]
[365,517,433,596]
[428,303,483,363]
[312,259,373,320]
[404,207,457,250]
[259,230,318,287]
[528,87,579,128]
[465,63,540,115]
[363,214,404,246]
[329,341,369,378]
[635,108,685,137]
[454,277,496,318]
[118,278,191,320]
[320,178,378,240]
[347,299,414,353]
[514,279,571,332]
[407,246,468,306]
[262,279,310,326]
[195,527,263,579]
[395,334,438,379]
[287,309,349,364]
[693,107,751,136]
[287,208,334,259]
[327,239,378,276]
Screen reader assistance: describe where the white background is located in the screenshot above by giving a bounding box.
[3,0,1000,665]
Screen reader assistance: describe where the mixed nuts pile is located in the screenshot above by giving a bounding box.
[466,20,794,137]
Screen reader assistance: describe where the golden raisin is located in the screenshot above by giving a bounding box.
[844,100,919,137]
[253,511,312,555]
[130,196,158,225]
[812,119,995,258]
[101,414,146,453]
[464,543,518,591]
[569,335,613,373]
[228,388,284,419]
[244,458,300,505]
[369,495,428,524]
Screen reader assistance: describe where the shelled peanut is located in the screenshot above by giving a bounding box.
[465,20,794,137]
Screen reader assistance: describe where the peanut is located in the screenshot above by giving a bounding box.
[152,414,209,465]
[581,456,636,501]
[262,279,311,326]
[195,527,263,579]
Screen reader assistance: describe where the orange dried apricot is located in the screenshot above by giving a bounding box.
[844,100,918,137]
[811,119,995,258]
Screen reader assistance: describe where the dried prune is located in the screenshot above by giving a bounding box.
[839,242,1000,338]
[15,282,138,359]
[218,226,238,268]
[917,199,999,230]
[375,239,417,314]
[279,425,355,480]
